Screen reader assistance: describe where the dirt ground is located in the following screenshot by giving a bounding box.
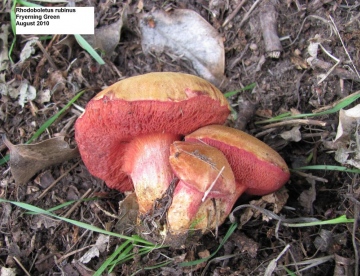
[1,0,360,275]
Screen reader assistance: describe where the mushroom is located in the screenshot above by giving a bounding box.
[167,141,236,237]
[185,124,290,196]
[75,72,230,214]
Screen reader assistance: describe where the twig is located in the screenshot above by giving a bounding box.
[352,203,359,276]
[63,188,92,218]
[329,15,360,80]
[284,15,335,48]
[202,166,225,202]
[94,202,121,219]
[55,245,93,264]
[264,244,291,276]
[259,0,282,58]
[36,40,58,70]
[261,119,327,129]
[222,0,248,27]
[13,256,31,276]
[37,161,80,200]
[239,0,262,29]
[311,59,360,82]
[316,43,340,84]
[291,170,328,183]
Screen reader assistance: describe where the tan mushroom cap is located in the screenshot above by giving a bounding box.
[94,72,229,105]
[169,141,236,195]
[75,73,230,192]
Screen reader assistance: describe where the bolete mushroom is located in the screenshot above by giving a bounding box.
[75,72,230,214]
[167,141,236,237]
[185,124,290,196]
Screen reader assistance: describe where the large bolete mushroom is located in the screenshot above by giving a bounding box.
[75,72,230,214]
[185,124,290,196]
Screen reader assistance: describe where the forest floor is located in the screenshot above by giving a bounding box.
[1,0,360,275]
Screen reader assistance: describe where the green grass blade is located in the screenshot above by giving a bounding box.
[16,0,42,7]
[94,240,133,276]
[283,215,354,227]
[256,90,360,124]
[0,199,154,245]
[223,83,256,98]
[74,34,105,65]
[27,89,86,144]
[294,165,360,174]
[25,198,97,215]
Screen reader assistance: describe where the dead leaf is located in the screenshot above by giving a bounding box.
[240,188,289,225]
[280,126,302,142]
[227,232,258,258]
[18,81,36,108]
[0,267,17,276]
[334,104,360,142]
[78,234,109,264]
[18,38,38,64]
[140,9,225,86]
[333,104,360,169]
[298,178,316,215]
[83,5,128,56]
[83,19,122,57]
[314,229,333,252]
[115,192,138,234]
[262,188,289,214]
[3,135,79,185]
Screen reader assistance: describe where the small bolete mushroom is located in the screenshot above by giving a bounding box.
[75,72,230,214]
[167,141,236,236]
[185,125,290,195]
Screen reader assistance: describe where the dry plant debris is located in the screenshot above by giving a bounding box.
[0,0,359,275]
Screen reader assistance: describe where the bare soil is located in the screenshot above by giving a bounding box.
[1,0,360,275]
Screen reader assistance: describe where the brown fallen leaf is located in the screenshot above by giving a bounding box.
[3,135,79,185]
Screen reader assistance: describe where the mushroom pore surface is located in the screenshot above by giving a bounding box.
[185,125,290,195]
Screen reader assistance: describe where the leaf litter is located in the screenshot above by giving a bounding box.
[1,1,360,275]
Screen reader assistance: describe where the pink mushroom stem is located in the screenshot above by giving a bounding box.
[122,133,180,214]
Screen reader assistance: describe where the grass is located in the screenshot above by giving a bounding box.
[10,0,105,65]
[256,90,360,124]
[0,198,239,274]
[294,165,360,174]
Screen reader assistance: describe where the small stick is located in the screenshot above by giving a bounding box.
[259,0,282,58]
[63,188,92,218]
[55,245,93,264]
[222,0,248,27]
[261,119,327,129]
[239,0,262,29]
[37,161,80,200]
[292,170,328,183]
[329,15,360,80]
[202,166,225,202]
[36,40,58,70]
[13,256,31,276]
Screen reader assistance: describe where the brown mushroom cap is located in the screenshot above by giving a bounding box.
[75,72,230,193]
[185,125,290,195]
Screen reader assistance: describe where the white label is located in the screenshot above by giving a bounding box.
[16,7,94,35]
